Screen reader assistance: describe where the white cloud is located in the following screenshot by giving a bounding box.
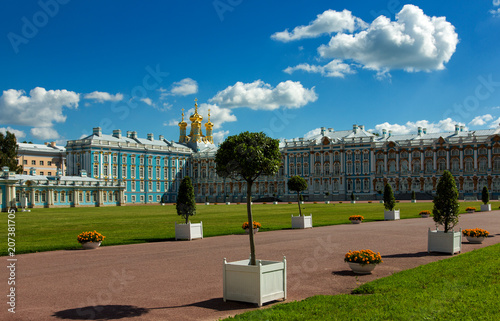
[213,130,229,144]
[469,114,493,126]
[491,1,500,17]
[0,127,26,138]
[30,127,60,140]
[488,117,500,128]
[271,9,367,42]
[170,78,198,96]
[317,5,458,74]
[375,119,466,135]
[164,119,180,127]
[0,87,79,133]
[284,59,355,78]
[303,127,322,139]
[185,103,237,129]
[84,91,123,102]
[209,80,317,110]
[141,97,153,106]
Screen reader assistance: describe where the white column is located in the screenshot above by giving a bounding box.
[488,148,492,169]
[474,149,478,169]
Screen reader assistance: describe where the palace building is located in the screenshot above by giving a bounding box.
[3,100,500,211]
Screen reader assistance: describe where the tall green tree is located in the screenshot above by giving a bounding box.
[176,176,196,224]
[432,170,460,233]
[0,131,22,173]
[481,186,489,205]
[287,175,307,216]
[383,184,395,211]
[215,132,281,265]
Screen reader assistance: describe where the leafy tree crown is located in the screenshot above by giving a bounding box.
[287,176,308,193]
[432,171,460,232]
[481,186,489,205]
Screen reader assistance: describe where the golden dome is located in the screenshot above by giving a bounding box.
[189,98,203,123]
[205,108,214,129]
[178,108,187,129]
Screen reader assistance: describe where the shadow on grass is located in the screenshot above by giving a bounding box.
[150,297,260,311]
[53,305,149,320]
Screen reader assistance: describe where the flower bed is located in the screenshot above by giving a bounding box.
[348,215,364,221]
[77,230,105,244]
[419,210,431,215]
[344,249,382,265]
[242,221,261,230]
[465,207,476,212]
[462,228,489,237]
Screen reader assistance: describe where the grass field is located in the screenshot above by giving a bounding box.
[1,200,497,256]
[224,242,500,320]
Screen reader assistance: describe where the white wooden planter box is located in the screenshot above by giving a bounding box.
[273,201,278,205]
[291,214,312,229]
[223,257,286,306]
[480,204,491,212]
[175,222,203,241]
[428,229,461,255]
[205,202,210,205]
[384,209,400,220]
[299,201,304,205]
[411,200,417,203]
[226,202,231,205]
[351,201,356,204]
[325,201,330,204]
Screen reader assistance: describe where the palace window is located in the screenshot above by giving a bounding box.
[437,159,446,173]
[424,160,433,173]
[400,150,408,158]
[464,148,473,156]
[333,163,340,176]
[412,150,420,158]
[425,150,433,157]
[451,149,459,156]
[451,159,460,173]
[363,160,369,174]
[140,167,145,178]
[122,166,127,178]
[363,179,370,191]
[324,164,330,176]
[412,161,421,174]
[122,155,127,163]
[464,158,474,173]
[304,164,309,176]
[478,158,487,173]
[494,157,500,172]
[479,148,487,155]
[388,161,396,173]
[103,155,108,163]
[400,160,408,174]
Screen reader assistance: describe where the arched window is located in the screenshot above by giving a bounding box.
[478,158,487,173]
[464,158,474,173]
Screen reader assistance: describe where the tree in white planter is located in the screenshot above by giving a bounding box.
[216,132,286,306]
[175,176,202,240]
[411,190,416,203]
[288,175,312,229]
[383,184,399,220]
[481,186,491,212]
[350,192,355,203]
[429,170,461,254]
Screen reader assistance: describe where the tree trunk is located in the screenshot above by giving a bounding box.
[247,180,256,265]
[297,191,302,216]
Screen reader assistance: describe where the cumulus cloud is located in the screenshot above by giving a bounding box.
[209,80,317,110]
[284,59,355,78]
[0,87,79,129]
[303,127,322,139]
[84,91,123,102]
[141,97,153,106]
[488,117,500,128]
[170,78,198,96]
[30,127,60,140]
[213,130,230,144]
[469,114,493,126]
[271,9,367,42]
[0,127,26,138]
[318,5,458,73]
[491,0,500,17]
[374,119,466,135]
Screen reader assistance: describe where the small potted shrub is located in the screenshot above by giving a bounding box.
[77,230,105,249]
[349,215,364,224]
[383,184,399,220]
[465,207,476,213]
[344,249,383,274]
[175,176,203,241]
[411,191,417,203]
[428,170,461,255]
[242,221,261,234]
[480,187,491,212]
[350,192,355,204]
[325,192,330,204]
[288,175,312,229]
[462,228,489,244]
[205,196,209,206]
[419,210,431,218]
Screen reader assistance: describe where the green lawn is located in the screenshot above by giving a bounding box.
[1,201,497,256]
[225,243,500,320]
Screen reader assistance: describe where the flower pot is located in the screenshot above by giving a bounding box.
[467,210,475,214]
[205,202,210,205]
[273,201,278,205]
[465,236,486,244]
[223,257,287,306]
[175,222,203,241]
[350,219,362,224]
[480,204,491,212]
[226,202,231,205]
[411,200,417,203]
[291,214,312,229]
[420,214,430,218]
[351,201,356,204]
[325,201,330,204]
[428,228,461,255]
[384,209,400,220]
[81,241,101,250]
[245,228,259,234]
[347,262,377,274]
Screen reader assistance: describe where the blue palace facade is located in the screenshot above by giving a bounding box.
[3,100,500,211]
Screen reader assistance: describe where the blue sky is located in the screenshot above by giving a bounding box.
[1,0,500,145]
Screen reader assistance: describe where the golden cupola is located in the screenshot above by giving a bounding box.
[178,108,188,143]
[188,98,204,142]
[204,108,214,144]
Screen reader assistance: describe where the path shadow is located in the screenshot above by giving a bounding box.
[332,270,358,277]
[151,297,265,311]
[131,237,175,243]
[53,305,149,320]
[382,251,429,259]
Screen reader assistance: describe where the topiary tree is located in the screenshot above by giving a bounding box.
[215,132,281,265]
[351,192,355,201]
[482,186,489,205]
[383,184,395,211]
[411,190,416,201]
[176,176,196,224]
[287,175,308,216]
[432,170,460,233]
